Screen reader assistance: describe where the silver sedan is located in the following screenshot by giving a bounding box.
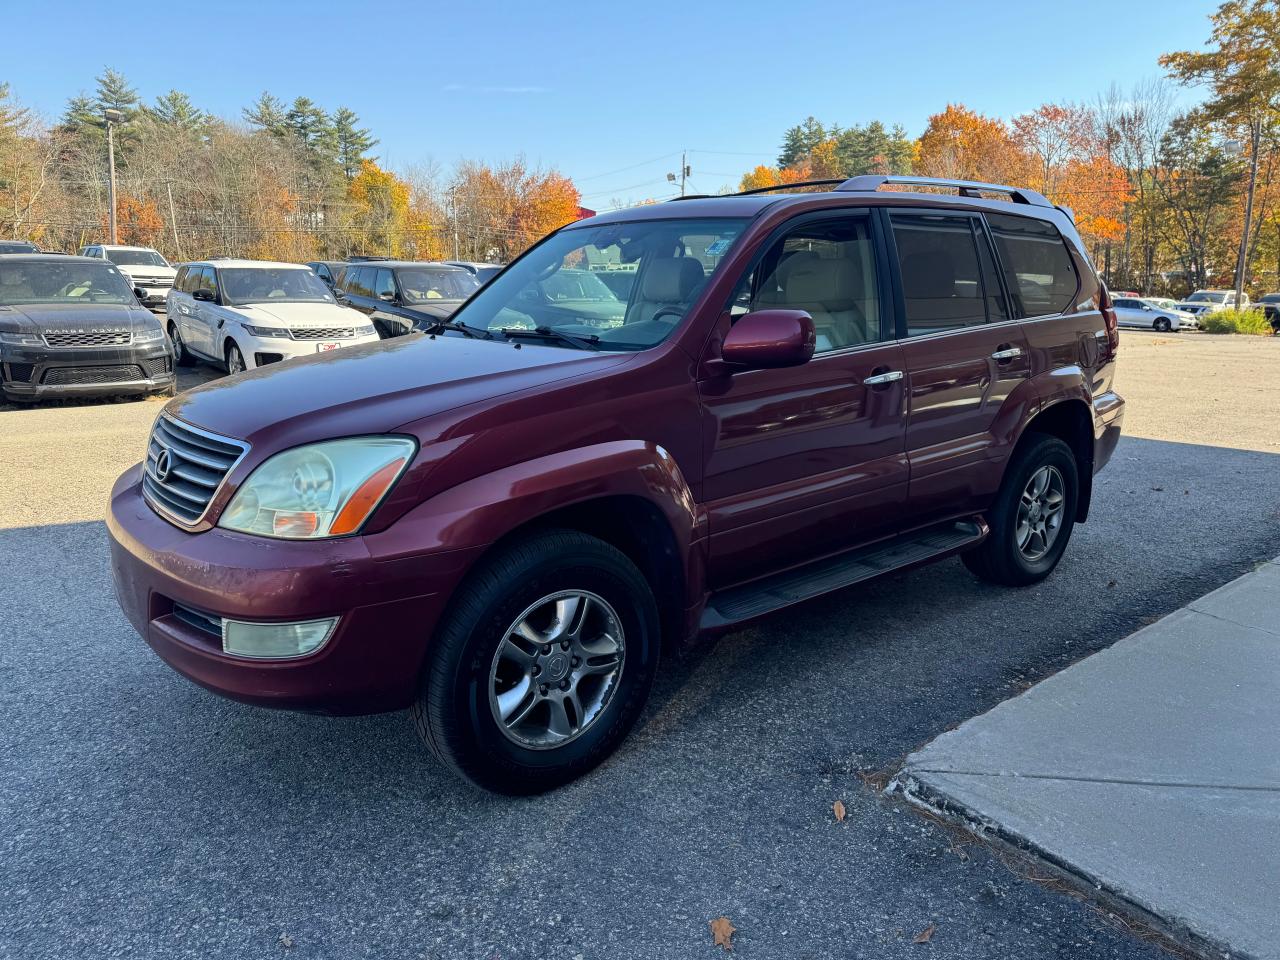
[1112,297,1197,332]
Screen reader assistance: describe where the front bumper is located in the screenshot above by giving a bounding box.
[106,465,481,714]
[1,340,174,401]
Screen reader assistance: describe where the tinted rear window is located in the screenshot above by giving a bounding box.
[986,213,1079,318]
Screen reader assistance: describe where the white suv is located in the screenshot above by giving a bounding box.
[79,244,177,310]
[1174,289,1250,318]
[165,259,380,373]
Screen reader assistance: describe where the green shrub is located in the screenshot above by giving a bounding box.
[1199,308,1274,335]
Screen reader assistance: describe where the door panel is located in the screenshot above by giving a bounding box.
[701,343,909,587]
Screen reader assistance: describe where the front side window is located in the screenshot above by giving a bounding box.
[0,260,135,305]
[373,268,396,299]
[345,267,371,298]
[219,268,334,306]
[397,268,480,302]
[891,213,989,335]
[104,248,169,268]
[986,213,1079,318]
[730,216,884,352]
[452,217,748,350]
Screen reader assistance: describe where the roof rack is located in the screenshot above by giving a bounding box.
[837,175,1051,207]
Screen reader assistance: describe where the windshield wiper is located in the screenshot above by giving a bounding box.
[422,317,500,340]
[498,326,602,351]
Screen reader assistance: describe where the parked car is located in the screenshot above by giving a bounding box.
[165,259,379,373]
[306,260,347,289]
[335,260,480,338]
[1256,293,1280,331]
[1175,289,1248,319]
[1111,296,1195,332]
[443,260,504,283]
[78,244,178,311]
[0,239,40,254]
[107,174,1124,794]
[0,254,174,402]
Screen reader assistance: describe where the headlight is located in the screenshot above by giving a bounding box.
[134,327,166,343]
[0,331,42,346]
[219,436,416,539]
[242,324,291,338]
[355,323,377,337]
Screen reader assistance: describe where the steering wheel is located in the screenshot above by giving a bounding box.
[647,306,686,325]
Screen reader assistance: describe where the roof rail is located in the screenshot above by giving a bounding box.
[837,175,1051,207]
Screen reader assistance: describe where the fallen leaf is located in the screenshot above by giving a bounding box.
[1106,580,1117,589]
[913,922,937,944]
[833,800,846,822]
[1151,486,1164,492]
[709,916,736,951]
[278,933,295,949]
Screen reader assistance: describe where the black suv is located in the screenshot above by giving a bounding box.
[336,261,480,338]
[0,240,40,254]
[0,255,174,402]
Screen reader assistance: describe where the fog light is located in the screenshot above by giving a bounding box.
[221,617,338,659]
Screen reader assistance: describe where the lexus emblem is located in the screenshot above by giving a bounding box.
[154,448,172,482]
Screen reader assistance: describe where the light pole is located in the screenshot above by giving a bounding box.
[103,108,125,244]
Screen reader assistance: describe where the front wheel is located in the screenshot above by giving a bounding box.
[413,529,660,794]
[1153,316,1172,332]
[963,434,1079,587]
[225,342,247,375]
[169,322,195,366]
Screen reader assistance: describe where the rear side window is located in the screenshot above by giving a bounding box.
[173,265,189,292]
[374,268,396,298]
[986,213,1079,318]
[346,267,371,297]
[890,213,990,336]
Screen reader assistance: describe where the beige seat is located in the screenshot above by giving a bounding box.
[776,257,869,349]
[630,257,705,325]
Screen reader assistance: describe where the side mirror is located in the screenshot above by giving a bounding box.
[192,288,215,302]
[721,309,816,370]
[133,286,148,302]
[1142,304,1152,311]
[379,291,396,302]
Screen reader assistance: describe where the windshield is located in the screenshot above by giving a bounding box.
[1187,291,1227,303]
[397,268,480,303]
[0,260,135,305]
[105,249,169,268]
[451,217,748,350]
[220,267,335,305]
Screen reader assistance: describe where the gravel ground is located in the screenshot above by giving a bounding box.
[2,333,1279,960]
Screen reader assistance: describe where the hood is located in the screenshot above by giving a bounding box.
[114,263,177,279]
[401,300,465,321]
[165,333,631,448]
[0,301,159,335]
[233,301,368,327]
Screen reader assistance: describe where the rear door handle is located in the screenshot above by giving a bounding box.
[863,369,904,386]
[990,347,1023,361]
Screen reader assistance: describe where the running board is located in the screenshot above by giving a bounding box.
[700,518,988,630]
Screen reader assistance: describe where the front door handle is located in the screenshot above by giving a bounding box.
[863,369,904,386]
[991,346,1023,361]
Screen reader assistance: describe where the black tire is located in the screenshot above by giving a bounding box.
[1153,317,1171,332]
[413,529,661,794]
[963,434,1079,587]
[225,342,246,375]
[168,322,195,366]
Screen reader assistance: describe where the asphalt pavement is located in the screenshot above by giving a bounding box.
[3,336,1279,959]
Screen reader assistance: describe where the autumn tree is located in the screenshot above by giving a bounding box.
[449,159,580,261]
[916,104,1023,183]
[1162,0,1280,300]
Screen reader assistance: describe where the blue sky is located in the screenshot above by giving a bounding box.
[5,0,1218,206]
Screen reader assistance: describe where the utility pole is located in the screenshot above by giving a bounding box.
[666,151,691,197]
[450,191,459,260]
[164,180,184,261]
[104,108,124,244]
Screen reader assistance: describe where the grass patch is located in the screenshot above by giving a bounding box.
[1200,308,1274,335]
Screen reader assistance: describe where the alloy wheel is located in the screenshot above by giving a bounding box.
[488,590,625,750]
[227,346,245,374]
[1016,465,1066,562]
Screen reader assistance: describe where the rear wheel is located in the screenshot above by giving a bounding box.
[963,434,1078,587]
[1153,316,1172,332]
[225,342,246,374]
[413,529,660,794]
[168,322,195,366]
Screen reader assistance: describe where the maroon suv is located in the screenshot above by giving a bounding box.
[107,175,1124,793]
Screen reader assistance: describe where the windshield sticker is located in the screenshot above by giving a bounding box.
[703,238,735,257]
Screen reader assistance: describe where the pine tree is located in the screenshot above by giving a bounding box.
[332,107,378,180]
[94,67,140,119]
[148,90,207,133]
[243,92,288,136]
[285,96,338,161]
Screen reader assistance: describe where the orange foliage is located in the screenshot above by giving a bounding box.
[916,104,1023,184]
[107,195,165,247]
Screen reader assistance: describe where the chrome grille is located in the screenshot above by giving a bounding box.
[44,330,132,347]
[290,327,355,340]
[143,416,248,527]
[132,275,173,287]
